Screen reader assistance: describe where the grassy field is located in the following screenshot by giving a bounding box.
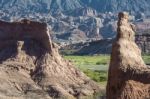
[64,55,110,66]
[143,55,150,64]
[64,55,150,86]
[64,55,110,88]
[64,55,150,98]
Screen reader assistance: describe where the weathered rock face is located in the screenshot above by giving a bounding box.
[106,12,150,99]
[0,20,100,99]
[135,34,150,54]
[0,19,52,51]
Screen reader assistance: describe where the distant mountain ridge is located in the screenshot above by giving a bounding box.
[0,0,83,14]
[82,0,150,15]
[0,0,150,15]
[0,0,150,45]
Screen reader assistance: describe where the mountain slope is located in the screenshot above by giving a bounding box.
[0,0,150,45]
[0,0,83,14]
[81,0,150,15]
[0,19,100,99]
[0,0,150,15]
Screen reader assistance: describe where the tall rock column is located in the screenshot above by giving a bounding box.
[106,12,150,99]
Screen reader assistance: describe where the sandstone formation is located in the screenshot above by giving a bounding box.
[0,19,52,51]
[0,20,100,99]
[106,12,150,99]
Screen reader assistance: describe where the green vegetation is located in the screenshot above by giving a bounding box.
[64,55,150,98]
[143,55,150,64]
[83,70,107,83]
[64,55,150,85]
[60,49,77,55]
[64,55,110,87]
[64,55,110,66]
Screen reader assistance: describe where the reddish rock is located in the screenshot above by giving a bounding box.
[106,12,150,99]
[0,19,100,99]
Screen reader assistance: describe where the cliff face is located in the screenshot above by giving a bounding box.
[106,12,150,99]
[135,34,150,54]
[0,19,52,51]
[0,20,100,99]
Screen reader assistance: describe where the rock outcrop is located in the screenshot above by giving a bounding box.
[106,12,150,99]
[0,20,100,99]
[0,19,52,51]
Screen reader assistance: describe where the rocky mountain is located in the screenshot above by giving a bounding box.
[82,0,150,15]
[0,0,150,47]
[0,0,150,15]
[0,19,100,99]
[0,0,82,14]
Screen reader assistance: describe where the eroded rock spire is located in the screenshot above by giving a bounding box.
[106,12,150,99]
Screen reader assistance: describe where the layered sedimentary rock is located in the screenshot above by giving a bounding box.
[106,12,150,99]
[0,19,52,51]
[135,34,150,54]
[0,20,100,99]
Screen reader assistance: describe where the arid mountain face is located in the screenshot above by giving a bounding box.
[135,34,150,54]
[0,20,100,99]
[0,0,150,45]
[82,0,150,15]
[0,0,150,15]
[0,0,82,14]
[107,12,150,99]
